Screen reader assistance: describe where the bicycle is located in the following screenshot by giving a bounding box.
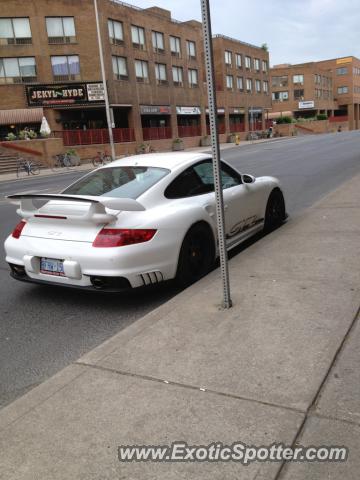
[92,151,112,167]
[52,153,77,170]
[16,158,41,178]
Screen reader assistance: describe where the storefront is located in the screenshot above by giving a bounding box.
[176,106,202,137]
[206,108,225,134]
[294,100,316,119]
[0,108,44,140]
[229,107,245,132]
[248,107,263,131]
[140,105,172,140]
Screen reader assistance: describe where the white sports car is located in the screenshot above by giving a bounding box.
[5,152,286,291]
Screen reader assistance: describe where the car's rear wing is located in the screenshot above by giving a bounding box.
[7,194,145,224]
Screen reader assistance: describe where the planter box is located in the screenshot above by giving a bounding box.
[200,137,211,146]
[172,142,184,151]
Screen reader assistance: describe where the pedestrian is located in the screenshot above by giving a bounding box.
[337,125,342,133]
[267,126,273,138]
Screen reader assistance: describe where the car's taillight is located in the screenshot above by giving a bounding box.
[93,228,157,247]
[12,220,26,239]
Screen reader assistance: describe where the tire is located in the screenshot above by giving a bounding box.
[176,223,215,287]
[30,163,40,175]
[263,190,286,233]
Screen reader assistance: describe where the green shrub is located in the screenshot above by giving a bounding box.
[275,116,292,124]
[316,114,328,121]
[5,132,17,141]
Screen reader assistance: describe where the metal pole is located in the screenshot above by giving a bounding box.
[200,0,232,309]
[94,0,116,161]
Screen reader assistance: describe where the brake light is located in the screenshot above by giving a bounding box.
[12,220,26,239]
[93,228,157,247]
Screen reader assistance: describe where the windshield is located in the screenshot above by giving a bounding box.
[63,166,170,199]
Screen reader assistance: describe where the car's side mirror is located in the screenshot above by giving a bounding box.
[242,174,256,184]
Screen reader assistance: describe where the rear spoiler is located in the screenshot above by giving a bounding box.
[7,194,145,224]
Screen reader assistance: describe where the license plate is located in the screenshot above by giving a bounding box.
[40,258,65,276]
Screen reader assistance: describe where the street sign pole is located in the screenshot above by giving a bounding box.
[200,0,232,309]
[94,0,116,161]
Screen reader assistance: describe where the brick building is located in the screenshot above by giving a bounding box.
[0,0,272,154]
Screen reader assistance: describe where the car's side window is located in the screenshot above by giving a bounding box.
[220,162,242,189]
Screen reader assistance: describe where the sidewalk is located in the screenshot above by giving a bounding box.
[0,136,292,183]
[0,174,359,479]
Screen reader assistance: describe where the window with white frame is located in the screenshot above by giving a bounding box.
[235,53,242,69]
[272,91,289,101]
[131,25,145,49]
[0,56,36,83]
[254,58,260,71]
[186,40,196,59]
[262,60,268,73]
[155,63,167,85]
[255,79,261,93]
[0,17,32,45]
[188,68,198,87]
[172,65,183,86]
[236,76,243,90]
[112,55,128,80]
[46,17,76,44]
[272,75,288,87]
[135,59,148,82]
[152,31,164,53]
[245,56,251,70]
[293,74,304,85]
[108,19,124,45]
[51,55,80,80]
[224,50,232,66]
[246,78,252,91]
[263,80,269,94]
[226,75,233,90]
[337,86,348,94]
[170,36,181,57]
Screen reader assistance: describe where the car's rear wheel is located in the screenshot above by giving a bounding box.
[176,223,215,287]
[264,189,286,233]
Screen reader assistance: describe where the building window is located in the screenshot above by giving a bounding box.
[235,53,242,69]
[255,79,261,93]
[226,75,233,90]
[170,36,181,57]
[155,63,167,85]
[152,31,164,53]
[262,60,268,73]
[236,76,243,91]
[336,67,347,75]
[135,59,148,82]
[293,74,304,85]
[46,17,76,44]
[354,67,360,75]
[337,86,348,94]
[272,75,288,87]
[51,55,80,80]
[0,56,36,83]
[131,25,145,50]
[108,19,124,45]
[186,40,196,59]
[224,50,232,66]
[172,65,183,86]
[272,91,288,101]
[246,78,252,92]
[294,89,304,100]
[112,55,128,81]
[0,17,32,45]
[245,56,251,70]
[188,68,198,87]
[263,80,269,94]
[314,74,321,84]
[254,58,260,72]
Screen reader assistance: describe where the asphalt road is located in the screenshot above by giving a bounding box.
[1,131,359,408]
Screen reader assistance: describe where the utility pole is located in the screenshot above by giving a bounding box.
[200,0,232,309]
[94,0,116,161]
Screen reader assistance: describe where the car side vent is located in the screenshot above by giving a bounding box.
[139,271,163,286]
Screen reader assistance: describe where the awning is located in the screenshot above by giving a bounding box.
[268,111,293,119]
[0,108,44,126]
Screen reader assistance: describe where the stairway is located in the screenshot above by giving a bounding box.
[0,152,21,175]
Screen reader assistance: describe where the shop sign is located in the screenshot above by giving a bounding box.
[205,108,225,114]
[248,107,263,114]
[140,105,171,115]
[336,57,352,65]
[298,100,315,109]
[176,106,201,115]
[26,82,105,107]
[230,107,245,114]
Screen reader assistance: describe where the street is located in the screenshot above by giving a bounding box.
[1,130,359,409]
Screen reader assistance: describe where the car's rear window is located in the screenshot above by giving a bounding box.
[63,166,170,199]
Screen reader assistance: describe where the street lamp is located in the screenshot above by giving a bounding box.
[200,0,232,309]
[94,0,116,161]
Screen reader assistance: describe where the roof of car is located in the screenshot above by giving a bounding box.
[104,152,212,171]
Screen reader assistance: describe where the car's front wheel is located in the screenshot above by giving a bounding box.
[176,223,215,287]
[264,189,286,233]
